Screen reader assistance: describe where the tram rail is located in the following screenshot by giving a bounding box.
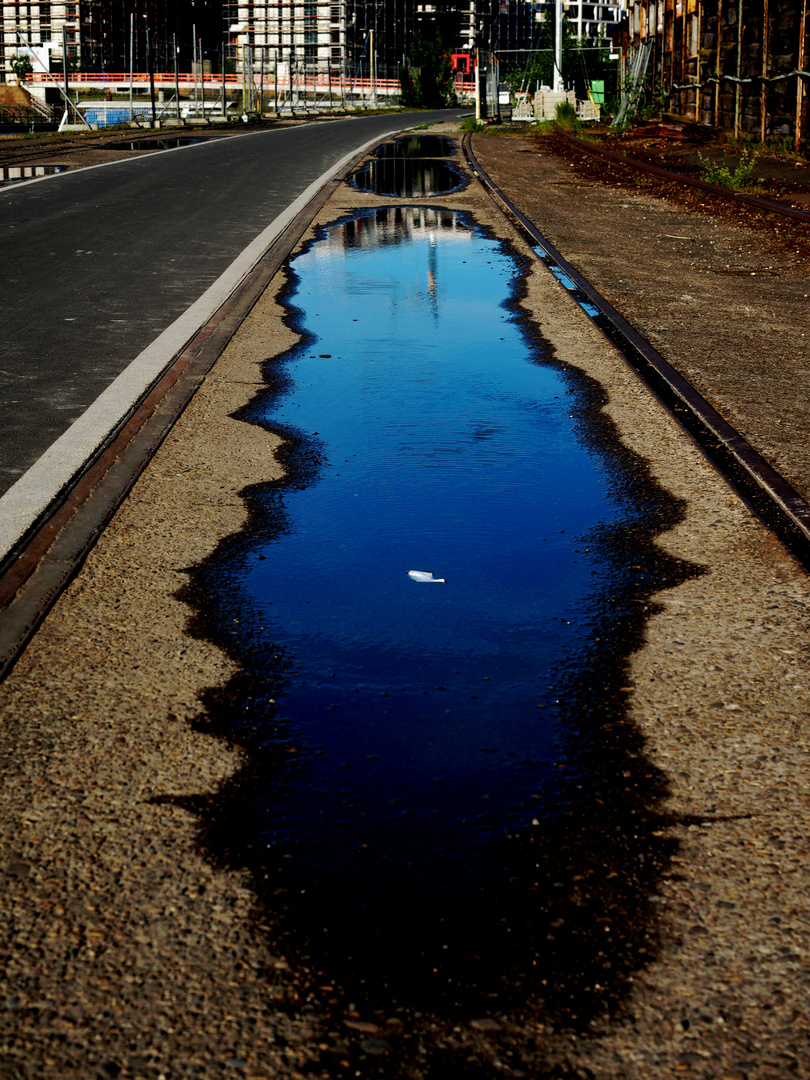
[553,128,810,225]
[464,131,810,567]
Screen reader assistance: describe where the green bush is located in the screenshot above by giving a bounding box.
[460,116,485,133]
[697,147,759,191]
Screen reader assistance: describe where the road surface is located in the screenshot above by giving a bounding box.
[0,110,461,557]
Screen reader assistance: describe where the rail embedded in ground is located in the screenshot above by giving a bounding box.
[463,131,810,566]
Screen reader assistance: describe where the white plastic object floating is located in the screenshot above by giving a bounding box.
[408,570,446,583]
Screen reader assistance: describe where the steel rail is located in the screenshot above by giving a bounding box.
[463,132,810,568]
[0,135,384,684]
[555,128,810,224]
[0,130,214,171]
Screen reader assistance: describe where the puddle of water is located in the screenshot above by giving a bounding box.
[376,134,455,158]
[105,136,215,151]
[0,164,67,184]
[187,205,694,1015]
[351,158,464,197]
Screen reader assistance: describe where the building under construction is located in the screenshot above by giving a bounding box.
[223,0,508,88]
[1,1,221,83]
[2,0,618,95]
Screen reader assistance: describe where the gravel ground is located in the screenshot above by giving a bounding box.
[0,123,809,1078]
[473,130,810,504]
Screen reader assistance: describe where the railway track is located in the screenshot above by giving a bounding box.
[3,123,809,686]
[553,128,810,225]
[464,131,810,567]
[0,130,152,167]
[0,125,245,170]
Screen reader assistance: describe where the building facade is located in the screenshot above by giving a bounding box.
[1,1,221,82]
[623,0,808,140]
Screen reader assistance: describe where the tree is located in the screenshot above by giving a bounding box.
[507,16,613,100]
[400,30,455,108]
[10,52,33,82]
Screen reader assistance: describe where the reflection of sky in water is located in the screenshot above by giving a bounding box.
[219,207,623,909]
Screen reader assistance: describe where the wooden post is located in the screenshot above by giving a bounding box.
[715,0,722,125]
[760,0,768,142]
[796,0,807,152]
[734,0,742,137]
[682,0,688,114]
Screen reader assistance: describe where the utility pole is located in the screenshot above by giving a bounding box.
[260,45,265,116]
[174,33,180,119]
[223,36,228,121]
[553,0,563,92]
[147,24,157,127]
[129,13,134,120]
[371,28,377,105]
[62,24,70,118]
[200,34,205,118]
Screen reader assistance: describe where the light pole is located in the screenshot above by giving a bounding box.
[553,0,563,92]
[229,23,247,115]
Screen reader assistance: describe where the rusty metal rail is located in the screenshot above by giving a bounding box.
[555,128,810,224]
[463,131,810,567]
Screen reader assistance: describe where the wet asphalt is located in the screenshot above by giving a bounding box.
[0,110,461,498]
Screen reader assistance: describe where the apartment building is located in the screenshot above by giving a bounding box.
[224,0,508,86]
[1,1,220,82]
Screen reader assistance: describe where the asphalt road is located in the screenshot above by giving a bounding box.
[0,110,460,511]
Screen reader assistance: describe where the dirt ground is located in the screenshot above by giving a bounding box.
[473,128,810,508]
[1,121,810,1079]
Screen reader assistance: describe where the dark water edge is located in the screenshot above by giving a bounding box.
[170,208,702,1056]
[349,157,466,197]
[375,135,456,158]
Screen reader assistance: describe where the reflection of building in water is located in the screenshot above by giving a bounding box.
[351,158,464,198]
[312,208,472,322]
[328,207,473,254]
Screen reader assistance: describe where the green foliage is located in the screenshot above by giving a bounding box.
[459,116,485,132]
[400,30,455,108]
[697,147,759,190]
[555,99,581,133]
[636,76,666,120]
[10,53,33,80]
[509,20,614,102]
[609,72,666,127]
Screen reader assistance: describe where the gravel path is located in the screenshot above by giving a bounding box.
[0,124,809,1079]
[472,131,810,505]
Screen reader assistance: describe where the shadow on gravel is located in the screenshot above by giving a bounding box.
[165,207,703,1074]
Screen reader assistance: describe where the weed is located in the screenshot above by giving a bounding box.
[460,116,485,133]
[697,147,759,191]
[555,100,581,133]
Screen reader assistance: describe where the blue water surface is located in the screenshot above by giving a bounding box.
[209,206,624,914]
